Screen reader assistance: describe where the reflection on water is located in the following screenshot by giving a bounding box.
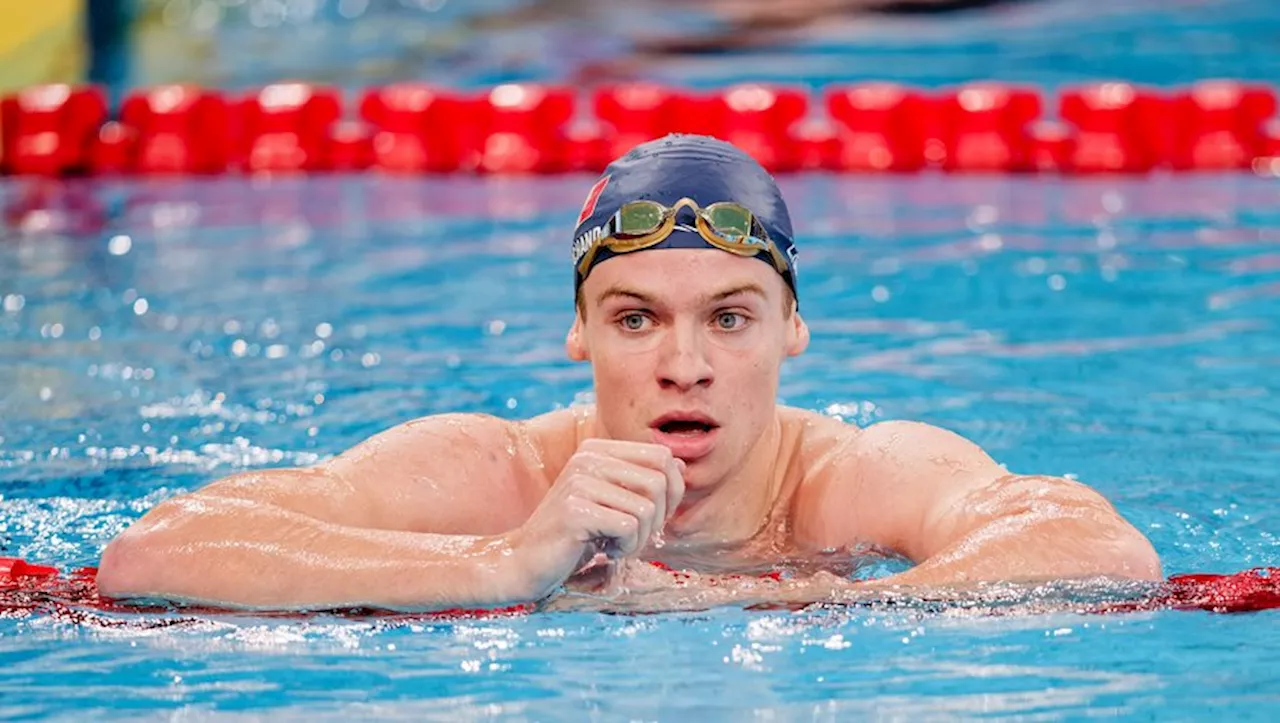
[2,174,1278,573]
[2,173,1279,718]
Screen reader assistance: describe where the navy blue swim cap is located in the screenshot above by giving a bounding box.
[571,134,798,300]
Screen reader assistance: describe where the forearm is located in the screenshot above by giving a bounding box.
[879,491,1163,587]
[97,494,528,611]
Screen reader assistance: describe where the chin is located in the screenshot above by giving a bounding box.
[679,455,725,489]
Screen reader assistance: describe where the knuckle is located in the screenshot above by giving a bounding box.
[564,472,593,494]
[636,499,656,519]
[650,443,673,461]
[571,451,608,471]
[628,468,664,498]
[581,439,622,456]
[644,468,667,490]
[566,451,589,469]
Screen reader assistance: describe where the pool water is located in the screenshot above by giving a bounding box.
[1,172,1277,719]
[126,0,1280,90]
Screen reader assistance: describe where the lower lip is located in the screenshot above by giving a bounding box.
[651,426,719,461]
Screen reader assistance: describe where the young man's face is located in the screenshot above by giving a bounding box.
[568,247,808,491]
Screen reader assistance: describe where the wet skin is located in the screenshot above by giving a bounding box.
[96,248,1162,612]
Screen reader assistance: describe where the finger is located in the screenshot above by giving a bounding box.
[573,501,643,559]
[593,461,668,529]
[568,452,669,525]
[573,476,656,552]
[579,438,674,472]
[665,458,687,521]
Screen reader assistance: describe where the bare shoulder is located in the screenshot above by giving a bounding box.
[516,405,594,484]
[787,414,998,549]
[778,406,854,461]
[792,416,995,476]
[325,412,520,477]
[320,409,583,534]
[847,419,997,472]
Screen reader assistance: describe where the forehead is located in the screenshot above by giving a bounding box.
[582,248,783,305]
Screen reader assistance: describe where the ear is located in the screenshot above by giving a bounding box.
[785,308,809,357]
[566,312,589,361]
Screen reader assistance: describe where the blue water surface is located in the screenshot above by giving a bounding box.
[1,171,1278,720]
[3,0,1280,719]
[125,0,1280,90]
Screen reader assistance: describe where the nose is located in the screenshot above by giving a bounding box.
[655,322,714,391]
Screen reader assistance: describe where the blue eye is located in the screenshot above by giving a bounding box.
[716,312,746,330]
[621,313,648,331]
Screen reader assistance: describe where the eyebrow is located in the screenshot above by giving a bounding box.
[595,283,769,307]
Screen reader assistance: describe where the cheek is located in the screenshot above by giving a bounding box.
[592,346,650,410]
[724,345,776,387]
[594,344,645,382]
[718,349,777,424]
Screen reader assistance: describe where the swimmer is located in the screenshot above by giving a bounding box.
[96,135,1161,612]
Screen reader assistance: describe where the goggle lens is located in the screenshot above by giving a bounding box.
[704,204,755,243]
[617,202,666,236]
[576,197,790,283]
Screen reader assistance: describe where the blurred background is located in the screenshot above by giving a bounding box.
[4,0,1280,100]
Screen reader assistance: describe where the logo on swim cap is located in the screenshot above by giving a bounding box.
[576,175,611,227]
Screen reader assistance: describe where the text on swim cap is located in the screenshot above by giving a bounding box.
[572,223,606,267]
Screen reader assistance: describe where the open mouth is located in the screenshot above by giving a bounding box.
[652,412,720,436]
[651,413,720,461]
[658,420,716,435]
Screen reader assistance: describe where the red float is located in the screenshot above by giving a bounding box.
[937,84,1042,172]
[1,85,107,175]
[87,121,136,175]
[0,80,1278,177]
[1027,120,1076,173]
[1169,80,1277,170]
[238,83,342,173]
[476,84,576,174]
[325,120,374,172]
[793,119,841,171]
[710,84,809,172]
[359,83,470,173]
[118,85,232,174]
[593,83,681,161]
[1059,82,1167,173]
[826,83,929,172]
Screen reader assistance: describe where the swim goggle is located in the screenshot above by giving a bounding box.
[574,197,793,283]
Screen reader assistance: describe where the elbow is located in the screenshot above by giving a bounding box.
[1070,490,1163,582]
[1113,529,1163,582]
[95,529,155,600]
[96,502,191,600]
[1040,482,1164,582]
[96,493,232,600]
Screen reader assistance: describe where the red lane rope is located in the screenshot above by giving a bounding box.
[3,80,1280,178]
[2,557,1274,627]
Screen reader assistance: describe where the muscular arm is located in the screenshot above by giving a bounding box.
[798,421,1162,587]
[96,414,550,611]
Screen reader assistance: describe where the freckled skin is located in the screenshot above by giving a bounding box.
[96,248,1163,612]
